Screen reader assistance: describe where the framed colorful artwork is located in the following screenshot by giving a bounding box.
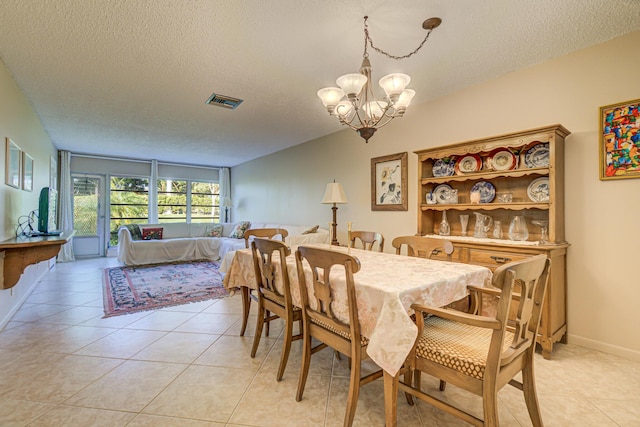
[371,152,408,211]
[22,152,34,191]
[5,138,21,189]
[599,98,640,180]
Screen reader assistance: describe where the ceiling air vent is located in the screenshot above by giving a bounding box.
[205,93,243,110]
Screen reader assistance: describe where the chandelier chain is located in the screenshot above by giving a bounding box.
[363,16,433,61]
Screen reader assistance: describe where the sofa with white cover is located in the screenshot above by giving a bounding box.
[117,221,329,266]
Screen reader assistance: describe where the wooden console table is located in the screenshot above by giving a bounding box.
[0,232,72,290]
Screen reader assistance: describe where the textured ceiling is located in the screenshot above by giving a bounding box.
[1,0,639,167]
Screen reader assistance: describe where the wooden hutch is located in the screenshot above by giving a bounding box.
[415,124,570,359]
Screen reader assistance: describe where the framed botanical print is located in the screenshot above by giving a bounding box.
[371,152,408,211]
[22,152,34,191]
[599,98,640,180]
[5,138,21,189]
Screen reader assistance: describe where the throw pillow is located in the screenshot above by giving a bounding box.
[204,223,224,237]
[302,225,319,234]
[142,227,164,240]
[229,221,251,239]
[125,224,142,240]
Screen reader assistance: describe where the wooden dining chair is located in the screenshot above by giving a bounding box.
[250,237,301,381]
[239,228,289,336]
[392,235,454,259]
[397,254,551,427]
[348,230,385,252]
[295,246,382,427]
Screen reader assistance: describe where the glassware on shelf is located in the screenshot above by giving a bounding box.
[473,212,493,238]
[492,220,503,239]
[508,215,529,241]
[443,189,458,204]
[439,210,450,236]
[460,214,469,236]
[532,220,549,244]
[497,193,513,203]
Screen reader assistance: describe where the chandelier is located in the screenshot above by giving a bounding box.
[317,16,441,142]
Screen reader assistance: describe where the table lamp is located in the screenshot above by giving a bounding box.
[321,180,348,245]
[221,197,233,222]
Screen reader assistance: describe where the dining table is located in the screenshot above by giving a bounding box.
[222,243,492,426]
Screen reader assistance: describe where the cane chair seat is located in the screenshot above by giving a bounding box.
[309,317,370,346]
[416,317,515,381]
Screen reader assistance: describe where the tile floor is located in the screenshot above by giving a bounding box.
[1,257,639,426]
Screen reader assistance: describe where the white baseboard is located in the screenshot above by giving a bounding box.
[0,260,51,330]
[567,333,640,362]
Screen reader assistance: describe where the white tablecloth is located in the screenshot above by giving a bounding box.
[223,244,492,376]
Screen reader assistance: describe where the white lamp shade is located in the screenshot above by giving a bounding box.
[363,101,388,120]
[321,182,348,204]
[221,197,233,208]
[317,87,345,108]
[336,73,367,97]
[395,89,416,109]
[378,73,411,98]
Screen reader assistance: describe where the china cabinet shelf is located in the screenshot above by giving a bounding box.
[421,202,549,211]
[421,167,549,184]
[415,124,570,359]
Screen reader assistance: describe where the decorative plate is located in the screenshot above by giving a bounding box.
[524,142,550,168]
[433,184,453,204]
[470,181,496,203]
[488,149,517,171]
[455,154,483,174]
[527,177,550,202]
[432,158,455,177]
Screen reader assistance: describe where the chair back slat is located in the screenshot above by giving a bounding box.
[251,238,292,307]
[392,236,454,260]
[349,231,384,252]
[491,254,550,365]
[244,228,288,248]
[295,246,361,335]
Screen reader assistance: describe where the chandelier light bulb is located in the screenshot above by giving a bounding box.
[379,73,411,102]
[336,73,368,99]
[317,87,345,110]
[395,89,416,110]
[363,101,388,121]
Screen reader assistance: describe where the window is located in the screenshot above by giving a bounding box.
[110,176,149,245]
[157,179,220,223]
[158,179,187,223]
[191,181,220,223]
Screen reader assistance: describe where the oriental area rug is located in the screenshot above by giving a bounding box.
[102,260,228,317]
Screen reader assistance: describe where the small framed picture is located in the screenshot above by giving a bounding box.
[599,98,640,180]
[5,138,21,189]
[22,152,34,191]
[371,152,408,211]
